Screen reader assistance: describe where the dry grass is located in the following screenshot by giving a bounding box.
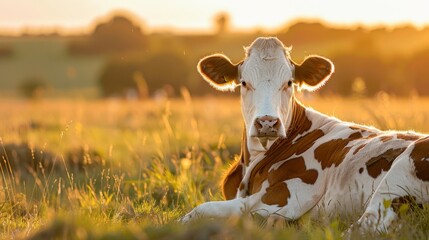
[0,93,429,239]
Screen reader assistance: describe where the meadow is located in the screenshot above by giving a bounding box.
[1,93,429,239]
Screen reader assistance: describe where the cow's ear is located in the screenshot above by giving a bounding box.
[291,55,334,91]
[197,54,241,91]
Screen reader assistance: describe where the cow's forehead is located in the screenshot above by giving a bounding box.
[245,37,288,59]
[241,37,293,84]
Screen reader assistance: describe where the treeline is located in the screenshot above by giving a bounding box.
[276,22,429,96]
[42,13,429,97]
[326,49,429,96]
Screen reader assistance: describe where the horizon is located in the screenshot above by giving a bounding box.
[1,0,429,36]
[1,13,428,37]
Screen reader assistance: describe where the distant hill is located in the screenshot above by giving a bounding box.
[1,18,429,98]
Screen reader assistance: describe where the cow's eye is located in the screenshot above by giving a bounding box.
[240,81,254,90]
[281,80,293,91]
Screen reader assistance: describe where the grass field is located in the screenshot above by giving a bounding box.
[1,93,429,239]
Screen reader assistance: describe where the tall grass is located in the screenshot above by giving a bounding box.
[0,93,428,239]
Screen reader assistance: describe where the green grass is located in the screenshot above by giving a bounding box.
[1,94,429,239]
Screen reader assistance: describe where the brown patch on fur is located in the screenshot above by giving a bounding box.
[222,161,243,200]
[353,144,367,155]
[365,148,407,178]
[349,125,375,133]
[396,133,421,141]
[348,125,380,140]
[391,196,421,214]
[367,133,378,138]
[270,157,318,184]
[410,137,429,182]
[221,126,250,200]
[348,126,360,131]
[261,182,290,207]
[314,131,363,169]
[380,135,394,142]
[349,132,363,139]
[248,100,323,195]
[261,157,318,207]
[285,100,313,137]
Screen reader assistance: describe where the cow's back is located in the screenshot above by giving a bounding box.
[310,115,423,217]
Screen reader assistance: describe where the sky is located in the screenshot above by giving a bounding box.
[1,0,429,35]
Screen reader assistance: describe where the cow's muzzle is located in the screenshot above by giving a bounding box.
[251,115,282,148]
[254,115,281,137]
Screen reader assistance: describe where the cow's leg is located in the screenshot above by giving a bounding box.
[181,179,323,223]
[353,148,429,233]
[180,198,248,222]
[180,196,306,223]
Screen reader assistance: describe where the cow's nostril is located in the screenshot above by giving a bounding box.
[266,119,277,124]
[254,121,263,129]
[272,119,280,130]
[254,116,281,136]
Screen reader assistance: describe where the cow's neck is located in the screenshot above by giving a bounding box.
[241,125,251,166]
[243,97,315,165]
[285,98,313,140]
[243,97,328,195]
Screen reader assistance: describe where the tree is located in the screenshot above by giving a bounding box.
[91,15,146,52]
[98,51,190,98]
[68,14,147,55]
[98,59,139,97]
[214,12,230,35]
[326,54,389,96]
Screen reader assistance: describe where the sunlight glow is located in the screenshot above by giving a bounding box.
[0,0,428,34]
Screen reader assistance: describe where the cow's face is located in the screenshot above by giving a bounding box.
[198,37,334,150]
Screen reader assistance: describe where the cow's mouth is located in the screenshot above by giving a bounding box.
[255,136,279,149]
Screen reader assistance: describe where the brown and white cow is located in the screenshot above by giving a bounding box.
[180,37,429,232]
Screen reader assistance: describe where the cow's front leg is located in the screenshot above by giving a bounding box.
[181,181,322,223]
[180,198,248,223]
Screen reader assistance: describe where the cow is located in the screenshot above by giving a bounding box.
[180,37,429,232]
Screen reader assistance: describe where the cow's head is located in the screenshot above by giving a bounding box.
[198,37,334,152]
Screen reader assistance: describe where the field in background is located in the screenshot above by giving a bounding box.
[1,95,429,239]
